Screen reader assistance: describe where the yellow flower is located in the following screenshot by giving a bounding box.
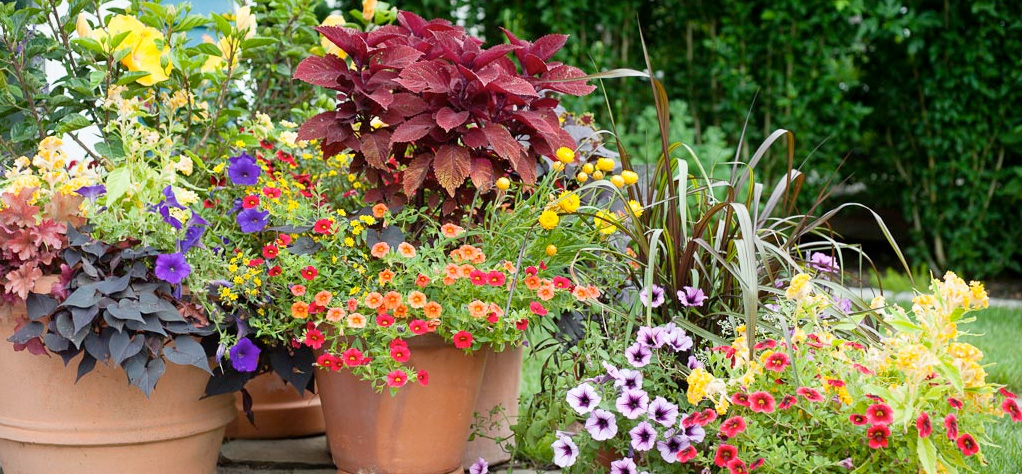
[870,295,887,309]
[319,14,349,58]
[582,163,594,174]
[948,342,983,362]
[202,36,241,73]
[592,170,605,180]
[235,6,257,39]
[627,200,643,218]
[555,146,575,164]
[75,13,92,38]
[686,368,714,404]
[101,15,173,86]
[593,210,618,235]
[538,210,559,230]
[785,273,813,301]
[621,170,639,185]
[545,244,557,256]
[576,171,589,183]
[495,177,511,191]
[596,157,615,172]
[362,0,378,21]
[609,174,625,188]
[556,191,580,214]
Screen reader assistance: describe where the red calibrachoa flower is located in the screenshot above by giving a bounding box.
[750,458,765,470]
[248,258,264,267]
[797,387,825,403]
[529,301,547,316]
[1003,398,1022,422]
[865,403,894,425]
[390,345,410,363]
[778,394,798,410]
[262,186,281,198]
[754,339,777,351]
[304,329,325,349]
[487,271,506,287]
[727,458,750,474]
[316,353,341,371]
[469,270,487,286]
[515,319,529,330]
[825,378,845,388]
[342,348,365,366]
[408,319,429,335]
[453,330,474,349]
[242,195,260,209]
[268,265,282,276]
[714,444,739,467]
[377,313,395,327]
[694,408,718,426]
[416,370,429,386]
[262,244,279,259]
[866,424,890,449]
[386,370,408,388]
[276,234,292,246]
[849,414,868,426]
[389,338,407,350]
[957,433,979,456]
[552,276,572,289]
[748,391,776,413]
[720,416,747,438]
[676,445,697,463]
[300,265,318,280]
[763,351,790,372]
[948,397,963,410]
[1001,387,1018,399]
[917,412,932,437]
[864,394,885,403]
[313,219,333,234]
[731,392,751,407]
[945,414,959,440]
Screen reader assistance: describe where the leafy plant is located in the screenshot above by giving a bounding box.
[293,10,594,215]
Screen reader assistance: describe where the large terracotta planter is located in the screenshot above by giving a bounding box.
[315,334,490,474]
[0,279,235,474]
[224,371,325,439]
[462,345,523,467]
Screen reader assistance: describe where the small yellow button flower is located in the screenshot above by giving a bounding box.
[610,175,625,188]
[596,158,614,172]
[545,244,557,256]
[495,177,511,190]
[581,163,594,174]
[576,172,589,183]
[622,170,639,185]
[555,146,575,164]
[592,170,605,180]
[538,210,559,230]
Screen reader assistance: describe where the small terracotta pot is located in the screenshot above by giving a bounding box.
[0,277,235,474]
[224,371,325,439]
[316,334,489,474]
[462,346,523,467]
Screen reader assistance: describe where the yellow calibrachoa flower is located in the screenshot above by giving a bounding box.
[538,210,559,230]
[319,14,348,58]
[555,146,575,164]
[97,15,173,86]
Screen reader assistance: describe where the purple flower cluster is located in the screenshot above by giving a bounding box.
[150,186,209,286]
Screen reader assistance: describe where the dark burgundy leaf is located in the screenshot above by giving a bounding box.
[395,61,450,93]
[360,130,392,169]
[293,54,348,89]
[470,158,494,191]
[371,44,424,71]
[433,145,472,196]
[315,25,367,60]
[436,108,470,132]
[474,43,518,68]
[389,93,429,117]
[530,34,569,61]
[391,113,435,144]
[521,53,549,76]
[463,128,487,148]
[367,88,395,108]
[539,64,597,96]
[402,153,433,197]
[483,123,525,164]
[297,111,339,142]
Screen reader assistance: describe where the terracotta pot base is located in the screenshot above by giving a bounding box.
[463,346,523,467]
[224,372,325,439]
[336,467,463,474]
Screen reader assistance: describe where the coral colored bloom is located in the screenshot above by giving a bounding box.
[440,223,464,238]
[326,307,345,322]
[347,298,359,312]
[536,284,556,301]
[386,370,407,388]
[396,242,416,257]
[416,370,429,386]
[415,274,430,287]
[376,313,395,327]
[945,414,959,440]
[849,414,868,426]
[291,301,309,319]
[763,351,790,372]
[290,284,306,297]
[341,348,364,366]
[957,433,979,456]
[866,403,894,425]
[382,291,401,309]
[364,292,384,309]
[452,331,473,349]
[714,444,738,467]
[313,219,333,234]
[346,313,367,329]
[1003,398,1022,422]
[408,291,427,309]
[867,424,890,449]
[917,412,932,437]
[797,387,825,403]
[467,300,489,319]
[748,391,776,413]
[314,290,332,307]
[530,301,548,316]
[370,242,390,258]
[423,301,442,319]
[676,445,697,463]
[262,244,279,259]
[304,329,325,349]
[720,416,747,438]
[300,266,318,280]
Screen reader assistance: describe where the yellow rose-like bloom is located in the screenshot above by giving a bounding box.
[555,146,575,163]
[596,157,615,172]
[948,342,983,362]
[576,171,589,183]
[538,210,559,230]
[627,200,643,218]
[495,177,511,190]
[104,15,172,86]
[610,175,625,188]
[320,15,348,58]
[621,170,639,185]
[785,273,813,301]
[545,244,557,256]
[592,170,605,180]
[593,210,618,235]
[581,163,594,174]
[556,191,580,213]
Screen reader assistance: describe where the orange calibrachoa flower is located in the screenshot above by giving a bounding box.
[408,290,428,308]
[467,300,489,319]
[458,264,476,279]
[383,291,402,310]
[372,203,388,218]
[503,261,517,273]
[524,274,542,290]
[415,274,431,287]
[379,268,395,285]
[290,284,307,297]
[346,313,367,328]
[326,307,346,322]
[423,301,443,319]
[291,301,310,319]
[537,283,556,301]
[365,292,384,309]
[440,223,464,238]
[443,276,456,286]
[314,290,333,307]
[444,263,460,279]
[394,304,409,318]
[371,242,390,258]
[397,242,417,258]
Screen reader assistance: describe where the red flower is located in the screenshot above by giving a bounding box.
[262,245,279,259]
[386,370,407,388]
[486,312,498,324]
[415,274,431,288]
[694,408,717,426]
[300,265,318,280]
[720,416,747,438]
[948,397,963,410]
[552,276,572,289]
[825,378,846,388]
[408,319,429,335]
[714,444,739,467]
[750,458,764,470]
[267,265,282,276]
[727,458,749,474]
[778,395,798,410]
[276,234,293,246]
[487,271,506,287]
[242,195,260,209]
[203,199,217,208]
[866,424,890,449]
[515,319,529,331]
[796,387,825,403]
[731,392,750,407]
[763,351,789,372]
[748,391,776,413]
[529,301,547,316]
[390,345,410,363]
[1003,398,1022,422]
[849,414,868,426]
[262,186,281,198]
[303,329,325,349]
[945,414,959,440]
[1001,387,1019,399]
[917,412,932,437]
[864,394,885,403]
[313,219,333,234]
[248,258,264,267]
[452,330,474,349]
[416,370,429,386]
[389,338,408,350]
[341,348,365,366]
[525,266,538,276]
[316,353,340,371]
[754,339,777,351]
[376,314,395,327]
[676,445,697,463]
[852,363,874,375]
[865,403,893,425]
[957,433,979,456]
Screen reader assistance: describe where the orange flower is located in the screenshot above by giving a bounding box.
[408,290,427,309]
[291,301,310,319]
[458,264,476,279]
[488,303,505,318]
[372,203,388,218]
[440,223,464,238]
[503,261,517,273]
[415,274,431,287]
[423,301,443,319]
[449,248,464,263]
[586,285,602,299]
[471,253,485,265]
[314,290,333,307]
[458,245,479,261]
[326,307,346,322]
[383,291,402,310]
[537,284,556,301]
[379,269,395,285]
[346,312,367,328]
[371,242,390,258]
[444,263,460,279]
[467,300,489,319]
[572,286,589,301]
[397,242,416,258]
[443,276,456,286]
[524,274,542,290]
[394,304,409,318]
[290,285,307,297]
[365,292,384,309]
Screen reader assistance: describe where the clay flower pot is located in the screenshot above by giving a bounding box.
[224,371,325,439]
[462,345,523,467]
[315,334,489,474]
[0,278,235,474]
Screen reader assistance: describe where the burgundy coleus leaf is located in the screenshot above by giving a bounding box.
[463,128,487,148]
[433,145,472,196]
[395,61,451,94]
[360,130,393,169]
[397,10,430,36]
[474,43,518,68]
[367,88,395,108]
[293,54,349,89]
[366,24,409,47]
[538,64,596,96]
[530,34,569,61]
[389,93,429,117]
[470,158,494,191]
[370,44,424,72]
[297,111,342,142]
[483,123,536,184]
[402,153,433,197]
[315,25,368,61]
[436,107,470,132]
[513,110,561,137]
[487,74,539,97]
[391,114,435,144]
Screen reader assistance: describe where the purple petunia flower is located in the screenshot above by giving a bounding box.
[765,303,781,312]
[614,368,643,392]
[179,225,205,253]
[229,337,261,372]
[161,185,183,208]
[661,323,693,352]
[228,152,261,186]
[677,286,707,307]
[602,361,621,379]
[837,297,852,313]
[808,252,839,274]
[656,430,689,463]
[75,184,106,200]
[839,458,854,470]
[566,383,601,415]
[686,355,703,370]
[639,284,665,308]
[629,421,657,451]
[681,422,705,444]
[154,253,191,285]
[636,325,665,348]
[551,436,579,468]
[616,389,649,419]
[647,396,680,427]
[625,343,652,368]
[609,458,638,474]
[584,409,618,441]
[237,208,269,233]
[468,457,488,474]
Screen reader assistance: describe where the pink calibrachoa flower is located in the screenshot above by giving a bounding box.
[778,394,798,410]
[945,414,959,440]
[720,416,747,438]
[676,445,697,463]
[469,270,487,286]
[917,412,932,437]
[1003,398,1022,422]
[714,444,739,467]
[849,414,868,426]
[268,265,282,276]
[408,319,429,335]
[529,301,548,316]
[242,195,260,209]
[852,363,874,375]
[303,329,325,349]
[290,284,306,297]
[957,433,979,456]
[386,370,407,388]
[341,348,364,367]
[796,387,825,403]
[750,458,765,470]
[865,403,894,425]
[748,391,776,413]
[726,458,749,474]
[416,370,429,386]
[452,331,474,349]
[376,313,395,327]
[390,345,410,363]
[552,276,572,289]
[486,271,506,287]
[763,351,790,372]
[316,353,341,371]
[866,424,890,449]
[1001,387,1018,399]
[693,408,717,426]
[731,392,750,407]
[948,397,963,410]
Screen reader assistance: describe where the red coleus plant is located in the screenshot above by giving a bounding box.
[0,188,82,304]
[293,11,595,214]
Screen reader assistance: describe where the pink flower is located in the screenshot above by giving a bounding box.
[487,271,506,287]
[386,370,408,388]
[796,387,825,403]
[849,414,868,426]
[453,331,474,349]
[731,392,750,407]
[376,313,395,327]
[867,424,890,449]
[714,444,738,467]
[948,397,963,410]
[408,319,429,335]
[748,391,776,413]
[390,345,410,363]
[341,348,364,367]
[865,403,893,425]
[416,370,429,386]
[303,329,325,349]
[917,412,932,437]
[529,301,548,316]
[957,433,979,456]
[1003,398,1022,422]
[763,352,790,372]
[720,416,747,438]
[945,414,959,440]
[778,395,798,410]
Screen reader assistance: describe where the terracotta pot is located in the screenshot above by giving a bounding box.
[0,277,235,474]
[316,334,489,474]
[462,346,523,467]
[224,371,325,439]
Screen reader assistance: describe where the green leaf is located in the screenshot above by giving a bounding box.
[241,37,277,49]
[104,166,131,205]
[176,14,208,31]
[210,13,232,36]
[71,37,106,55]
[56,114,93,134]
[917,437,937,474]
[116,71,153,85]
[195,42,222,57]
